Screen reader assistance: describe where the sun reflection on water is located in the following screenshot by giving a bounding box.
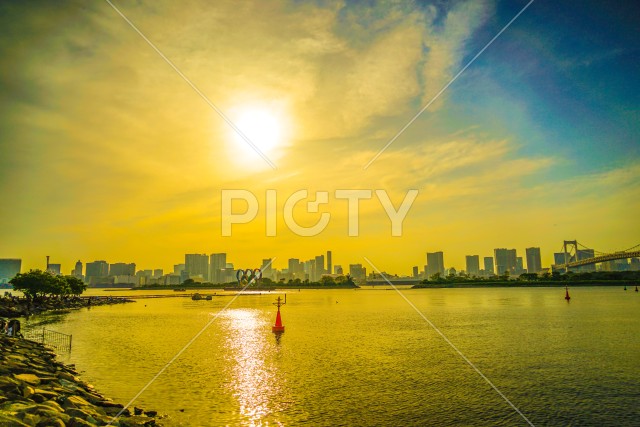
[221,309,284,426]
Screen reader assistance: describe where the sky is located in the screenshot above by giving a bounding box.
[1,0,638,275]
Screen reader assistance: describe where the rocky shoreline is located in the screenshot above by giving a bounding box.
[0,334,161,426]
[0,296,134,318]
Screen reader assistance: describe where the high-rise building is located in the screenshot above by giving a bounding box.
[304,259,316,282]
[516,257,524,275]
[72,260,83,278]
[326,251,332,278]
[426,252,445,278]
[494,248,517,275]
[47,264,61,275]
[412,266,419,278]
[349,264,366,282]
[465,255,480,276]
[576,249,596,272]
[335,265,343,275]
[209,253,226,283]
[153,269,163,278]
[261,258,274,280]
[525,247,542,273]
[315,255,325,280]
[0,259,21,284]
[288,258,304,279]
[174,264,185,274]
[85,261,109,283]
[554,252,575,266]
[109,263,136,276]
[185,254,209,281]
[483,257,494,275]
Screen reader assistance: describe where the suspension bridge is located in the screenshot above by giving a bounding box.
[554,240,640,272]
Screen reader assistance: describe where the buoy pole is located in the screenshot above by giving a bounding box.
[272,295,285,333]
[565,286,571,301]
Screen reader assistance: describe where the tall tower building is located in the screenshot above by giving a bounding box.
[326,251,332,276]
[185,254,209,281]
[209,253,227,283]
[109,263,136,276]
[314,255,325,280]
[73,260,83,278]
[576,249,596,272]
[483,257,494,275]
[426,252,445,278]
[525,247,542,274]
[465,255,480,276]
[85,261,109,283]
[261,258,274,280]
[494,248,517,275]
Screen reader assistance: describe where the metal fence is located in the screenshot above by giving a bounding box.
[25,328,72,353]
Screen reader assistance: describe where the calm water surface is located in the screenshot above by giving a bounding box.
[22,287,640,426]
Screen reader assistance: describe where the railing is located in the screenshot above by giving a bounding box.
[24,328,72,353]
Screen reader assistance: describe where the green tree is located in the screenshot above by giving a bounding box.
[345,274,356,287]
[429,272,442,282]
[10,269,65,299]
[63,275,87,295]
[334,275,347,284]
[320,276,335,285]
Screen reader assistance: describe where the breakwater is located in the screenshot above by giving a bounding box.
[0,334,160,426]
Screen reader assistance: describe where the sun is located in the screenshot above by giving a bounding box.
[230,106,287,155]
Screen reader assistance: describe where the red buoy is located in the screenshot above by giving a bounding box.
[272,296,285,333]
[564,286,571,301]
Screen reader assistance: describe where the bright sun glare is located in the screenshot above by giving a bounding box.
[231,106,285,154]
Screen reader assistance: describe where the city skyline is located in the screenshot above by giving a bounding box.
[1,1,638,277]
[4,238,639,282]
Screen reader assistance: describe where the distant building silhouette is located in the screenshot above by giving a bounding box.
[494,248,517,275]
[0,259,21,284]
[109,263,135,276]
[85,261,109,284]
[315,255,325,281]
[483,257,494,275]
[209,253,226,283]
[326,251,332,277]
[72,260,83,279]
[576,249,596,272]
[426,252,445,278]
[349,264,366,282]
[465,255,480,276]
[261,258,274,280]
[525,247,542,273]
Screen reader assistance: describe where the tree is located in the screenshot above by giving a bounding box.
[429,272,442,282]
[10,270,66,299]
[345,274,356,287]
[320,276,335,285]
[334,275,347,284]
[63,275,87,295]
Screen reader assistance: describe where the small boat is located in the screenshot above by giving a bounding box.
[174,288,186,292]
[205,295,213,301]
[191,293,203,301]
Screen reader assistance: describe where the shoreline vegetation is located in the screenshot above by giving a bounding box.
[0,334,160,426]
[0,296,134,319]
[1,269,135,318]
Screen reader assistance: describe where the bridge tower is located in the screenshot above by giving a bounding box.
[563,240,578,273]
